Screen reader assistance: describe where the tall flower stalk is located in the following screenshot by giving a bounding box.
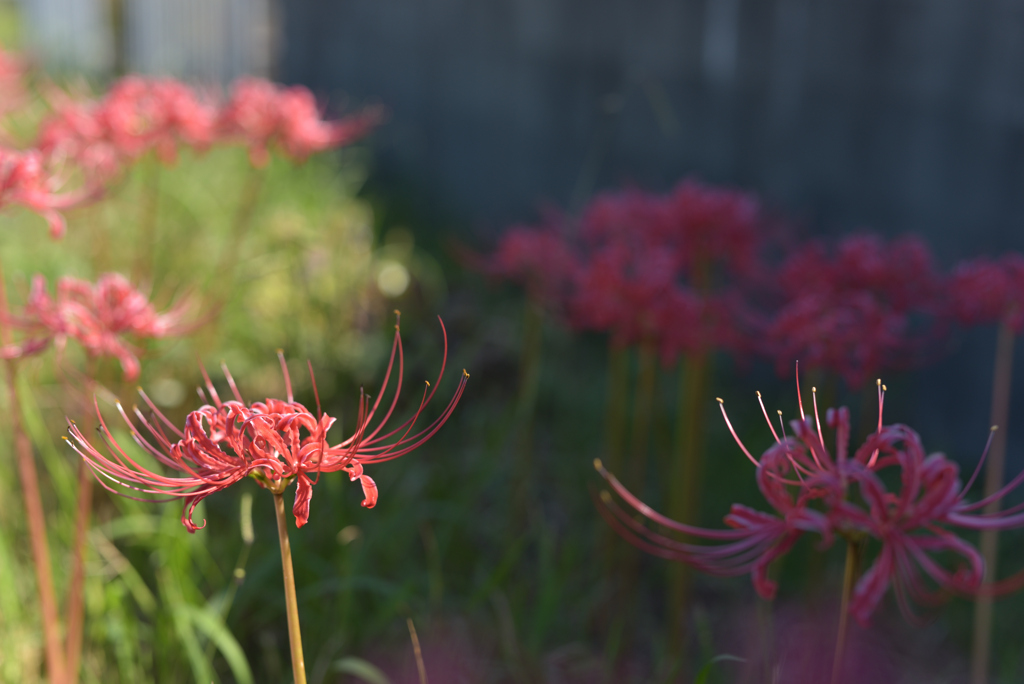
[65,317,467,680]
[948,255,1024,684]
[0,267,68,684]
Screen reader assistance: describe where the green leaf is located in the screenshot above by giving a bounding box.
[333,656,391,684]
[693,654,744,684]
[181,604,254,684]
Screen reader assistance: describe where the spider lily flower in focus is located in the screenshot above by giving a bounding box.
[65,316,468,530]
[596,368,1024,623]
[5,272,193,379]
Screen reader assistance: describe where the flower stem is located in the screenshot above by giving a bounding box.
[971,318,1016,684]
[831,539,861,684]
[274,492,307,684]
[511,299,544,530]
[0,265,68,684]
[666,350,712,650]
[65,367,97,684]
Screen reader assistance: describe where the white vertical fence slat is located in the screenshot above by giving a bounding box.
[18,0,273,82]
[18,0,113,73]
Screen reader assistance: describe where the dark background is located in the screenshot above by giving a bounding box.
[282,0,1024,478]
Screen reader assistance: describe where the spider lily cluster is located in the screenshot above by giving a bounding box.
[596,371,1024,625]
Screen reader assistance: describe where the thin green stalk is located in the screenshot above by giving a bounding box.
[132,156,161,282]
[628,341,658,491]
[666,351,712,652]
[213,163,266,289]
[274,492,307,684]
[606,342,658,670]
[831,539,862,684]
[971,318,1016,684]
[407,618,429,684]
[0,266,68,684]
[511,299,544,530]
[65,371,96,684]
[604,344,630,477]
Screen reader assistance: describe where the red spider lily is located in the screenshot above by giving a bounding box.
[7,272,192,379]
[596,366,1024,622]
[948,254,1024,331]
[0,147,90,238]
[767,234,943,387]
[481,178,764,362]
[38,76,219,182]
[65,318,468,530]
[218,77,381,166]
[481,224,581,308]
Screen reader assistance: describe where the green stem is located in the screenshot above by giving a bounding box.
[511,299,544,530]
[971,318,1016,684]
[132,156,161,283]
[274,492,307,684]
[628,342,658,491]
[65,369,96,684]
[831,539,861,684]
[666,351,712,650]
[0,266,68,684]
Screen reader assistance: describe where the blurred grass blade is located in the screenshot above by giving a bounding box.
[183,604,254,684]
[17,375,76,508]
[92,530,157,615]
[694,654,744,684]
[333,657,391,684]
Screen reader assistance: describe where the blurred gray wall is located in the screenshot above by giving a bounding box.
[282,0,1024,466]
[283,0,1024,263]
[19,0,274,81]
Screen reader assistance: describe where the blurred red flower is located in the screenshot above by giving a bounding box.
[597,371,1024,623]
[0,147,90,237]
[948,254,1024,331]
[766,234,942,387]
[218,77,382,166]
[7,272,192,379]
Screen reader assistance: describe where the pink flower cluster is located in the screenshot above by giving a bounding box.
[66,321,468,531]
[0,147,90,238]
[948,254,1024,332]
[484,180,762,363]
[596,372,1024,624]
[5,272,191,380]
[486,179,1024,386]
[766,234,943,387]
[38,75,381,181]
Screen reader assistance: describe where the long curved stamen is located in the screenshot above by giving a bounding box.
[796,361,806,422]
[960,426,998,498]
[757,391,781,443]
[277,350,293,403]
[867,380,886,468]
[199,361,222,407]
[222,362,245,403]
[811,387,828,456]
[718,398,759,467]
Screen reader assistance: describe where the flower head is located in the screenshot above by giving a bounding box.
[7,272,192,379]
[948,254,1024,331]
[766,235,943,387]
[66,317,468,530]
[218,78,381,166]
[596,366,1024,623]
[0,147,90,237]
